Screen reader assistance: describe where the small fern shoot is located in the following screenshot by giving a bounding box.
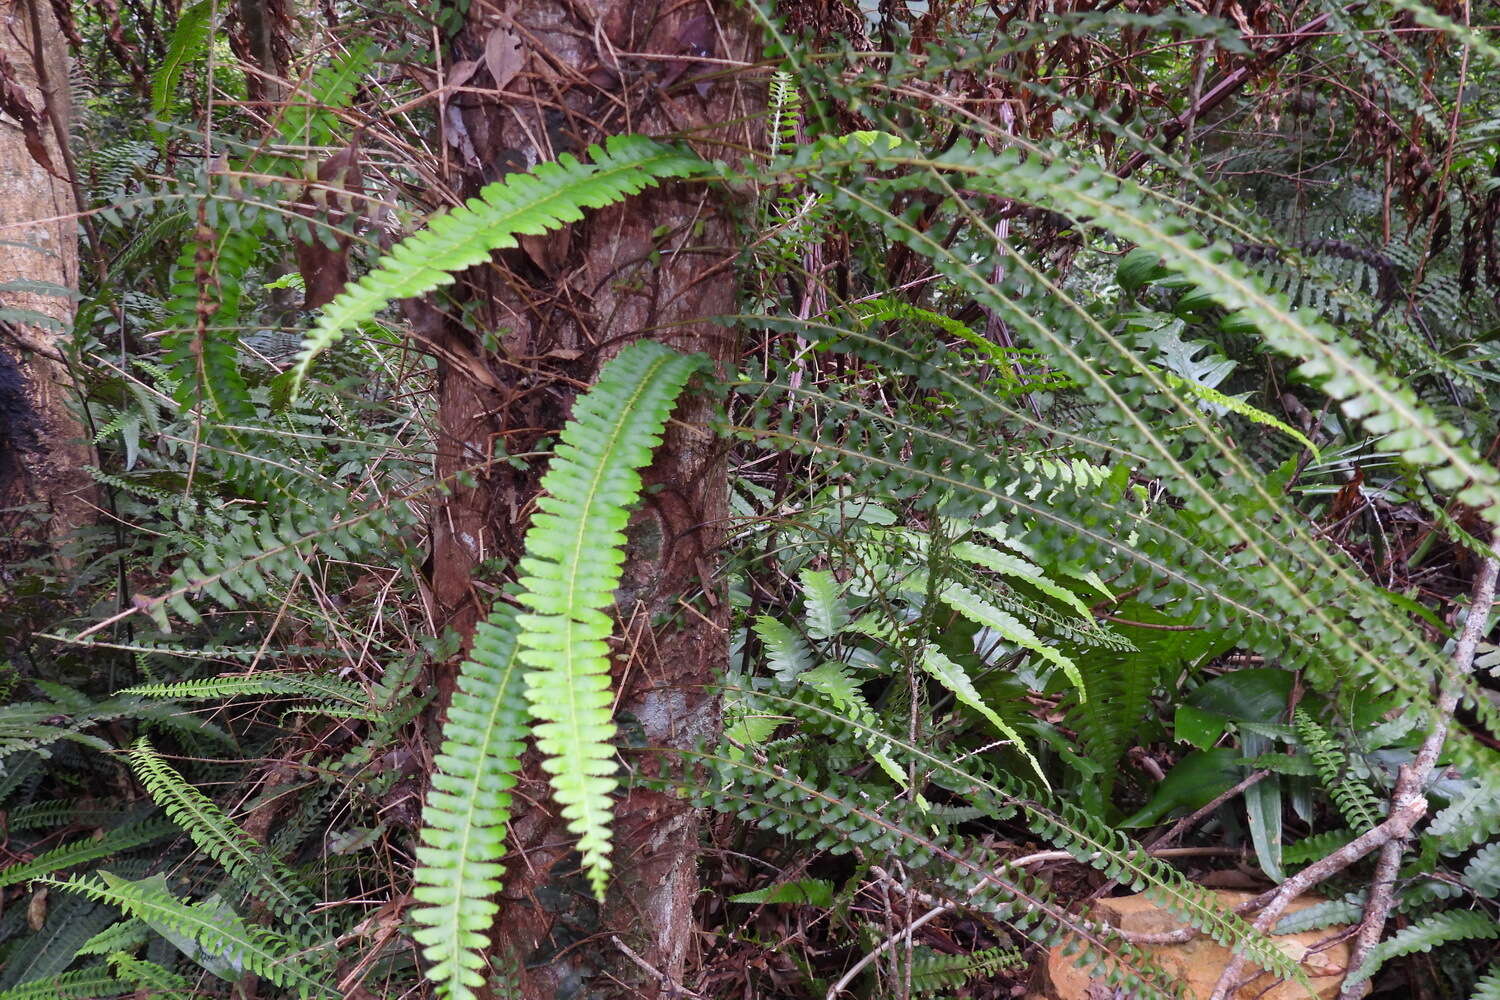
[288,136,710,394]
[514,341,705,897]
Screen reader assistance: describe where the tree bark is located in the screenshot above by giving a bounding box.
[0,0,92,564]
[425,2,752,997]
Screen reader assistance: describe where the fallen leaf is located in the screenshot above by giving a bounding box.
[483,26,524,92]
[292,139,364,308]
[446,59,481,89]
[26,888,46,931]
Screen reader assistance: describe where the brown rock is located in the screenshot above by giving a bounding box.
[1045,891,1361,1000]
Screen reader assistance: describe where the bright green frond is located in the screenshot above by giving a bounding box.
[515,341,704,898]
[289,136,709,394]
[411,602,529,1000]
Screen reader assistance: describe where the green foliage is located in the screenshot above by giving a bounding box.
[122,671,369,706]
[128,739,320,935]
[907,944,1024,995]
[28,1,1500,997]
[514,341,704,897]
[1295,709,1384,832]
[289,136,712,393]
[150,0,212,117]
[106,952,194,999]
[0,967,129,1000]
[44,872,331,996]
[410,341,700,996]
[0,819,174,890]
[1347,909,1500,986]
[410,603,528,1000]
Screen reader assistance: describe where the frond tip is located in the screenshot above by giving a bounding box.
[288,135,710,396]
[516,341,707,899]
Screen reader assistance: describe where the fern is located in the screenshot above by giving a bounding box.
[1347,909,1500,985]
[289,136,711,393]
[0,967,128,1000]
[907,944,1023,995]
[275,44,374,150]
[1474,964,1500,1000]
[514,340,704,896]
[919,645,1044,783]
[75,920,150,957]
[410,602,528,1000]
[754,615,816,682]
[410,340,703,989]
[0,819,175,889]
[150,0,212,117]
[1463,841,1500,898]
[0,893,120,992]
[106,953,193,1000]
[128,739,319,933]
[1295,709,1384,832]
[122,671,368,706]
[43,871,330,997]
[159,215,259,420]
[829,141,1500,523]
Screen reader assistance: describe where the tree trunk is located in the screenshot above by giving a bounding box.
[425,3,752,997]
[0,0,91,563]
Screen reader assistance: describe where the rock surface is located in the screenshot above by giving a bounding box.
[1043,891,1359,999]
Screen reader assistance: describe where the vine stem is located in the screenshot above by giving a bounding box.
[1208,536,1500,1000]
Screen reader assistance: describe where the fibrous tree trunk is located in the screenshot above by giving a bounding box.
[0,0,91,564]
[424,1,752,997]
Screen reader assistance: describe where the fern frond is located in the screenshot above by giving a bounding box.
[121,671,367,706]
[411,603,528,1000]
[0,818,174,889]
[1463,841,1500,898]
[0,892,118,990]
[754,616,816,682]
[951,539,1095,620]
[0,967,128,1000]
[1473,963,1500,1000]
[799,569,851,640]
[919,645,1045,784]
[514,340,704,897]
[276,43,373,148]
[1157,369,1320,459]
[289,136,710,394]
[1294,709,1383,832]
[76,919,150,957]
[1272,892,1366,934]
[851,143,1500,522]
[42,872,329,996]
[150,0,212,116]
[926,578,1085,697]
[726,684,1312,988]
[106,953,193,1000]
[907,944,1023,995]
[797,662,907,786]
[1348,909,1500,985]
[128,739,319,932]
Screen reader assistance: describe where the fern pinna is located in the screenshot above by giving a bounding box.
[413,341,704,999]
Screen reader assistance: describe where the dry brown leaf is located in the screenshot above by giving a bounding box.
[483,26,524,92]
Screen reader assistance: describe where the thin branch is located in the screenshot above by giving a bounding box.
[1118,3,1365,179]
[1208,538,1500,1000]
